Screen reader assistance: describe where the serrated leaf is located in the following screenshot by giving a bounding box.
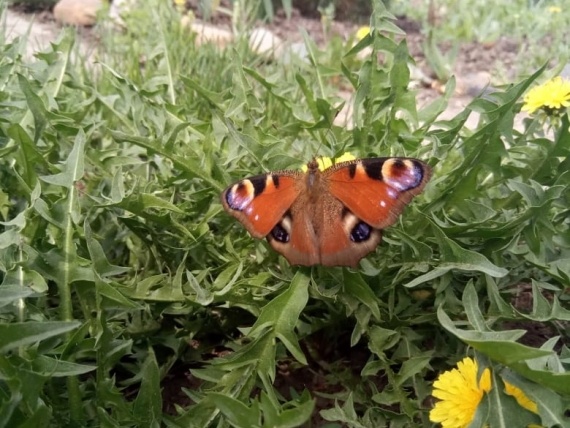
[394,355,432,387]
[39,130,85,187]
[133,349,162,428]
[116,193,184,215]
[96,280,140,308]
[508,360,570,396]
[121,274,184,302]
[368,326,399,356]
[18,74,47,144]
[262,391,314,428]
[501,370,570,427]
[26,246,94,284]
[249,272,309,365]
[85,221,130,277]
[342,271,381,320]
[320,394,367,428]
[0,321,80,352]
[485,275,514,316]
[186,270,213,305]
[30,356,96,377]
[433,223,509,277]
[207,393,258,428]
[0,286,33,308]
[475,372,540,428]
[463,280,490,331]
[437,307,551,363]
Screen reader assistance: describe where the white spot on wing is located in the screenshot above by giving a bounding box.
[254,214,259,221]
[387,188,398,199]
[380,200,386,207]
[281,215,292,233]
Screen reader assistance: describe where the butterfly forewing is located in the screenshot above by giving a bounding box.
[325,158,431,229]
[221,172,301,238]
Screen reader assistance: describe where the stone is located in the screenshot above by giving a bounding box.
[182,17,234,48]
[281,42,309,64]
[53,0,105,26]
[248,28,283,57]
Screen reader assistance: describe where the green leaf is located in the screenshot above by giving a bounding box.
[249,271,309,365]
[15,405,51,428]
[438,307,551,363]
[0,286,33,308]
[515,280,570,322]
[475,372,540,428]
[436,223,509,276]
[18,74,47,144]
[0,387,22,428]
[26,246,94,284]
[39,130,85,187]
[463,281,490,331]
[394,355,432,387]
[501,369,570,427]
[368,326,399,356]
[207,393,259,428]
[133,349,162,428]
[485,275,514,317]
[320,394,367,428]
[507,360,570,396]
[85,221,130,277]
[342,271,381,320]
[31,356,96,377]
[259,391,314,428]
[0,322,80,352]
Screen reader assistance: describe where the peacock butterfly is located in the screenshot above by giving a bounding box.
[221,156,431,267]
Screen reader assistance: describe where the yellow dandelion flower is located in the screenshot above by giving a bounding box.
[316,156,334,171]
[334,152,356,164]
[548,6,561,13]
[429,357,491,428]
[522,76,570,114]
[301,153,356,172]
[430,358,540,428]
[356,26,371,41]
[504,381,538,414]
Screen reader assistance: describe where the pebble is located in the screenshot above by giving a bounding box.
[53,0,104,26]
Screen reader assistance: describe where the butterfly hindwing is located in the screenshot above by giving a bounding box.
[317,200,383,267]
[221,171,301,238]
[264,184,384,267]
[325,158,431,230]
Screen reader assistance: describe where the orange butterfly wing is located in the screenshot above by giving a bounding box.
[221,172,301,238]
[325,158,431,229]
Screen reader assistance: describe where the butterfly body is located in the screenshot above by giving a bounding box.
[221,158,431,267]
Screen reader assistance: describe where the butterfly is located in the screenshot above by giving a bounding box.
[221,157,432,267]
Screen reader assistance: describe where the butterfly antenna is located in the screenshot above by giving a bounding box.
[313,106,342,161]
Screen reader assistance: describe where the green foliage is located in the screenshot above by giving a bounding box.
[0,1,568,427]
